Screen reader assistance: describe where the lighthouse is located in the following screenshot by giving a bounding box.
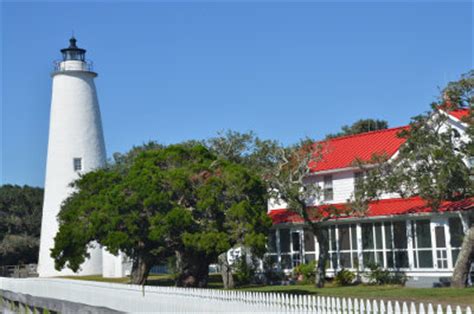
[37,37,106,277]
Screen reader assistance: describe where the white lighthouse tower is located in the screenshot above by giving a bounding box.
[38,37,105,277]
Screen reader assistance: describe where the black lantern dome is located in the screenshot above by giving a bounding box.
[60,37,86,61]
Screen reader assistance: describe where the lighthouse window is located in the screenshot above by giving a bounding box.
[73,158,82,171]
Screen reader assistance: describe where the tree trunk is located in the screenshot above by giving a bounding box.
[175,251,210,288]
[130,255,152,285]
[314,227,328,288]
[451,224,474,288]
[218,252,235,289]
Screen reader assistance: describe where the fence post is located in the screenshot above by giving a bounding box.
[360,299,365,314]
[436,304,443,314]
[402,302,409,314]
[427,303,434,314]
[395,301,401,314]
[419,302,426,314]
[373,299,379,314]
[348,298,353,314]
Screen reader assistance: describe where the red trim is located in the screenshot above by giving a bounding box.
[447,108,470,121]
[268,197,473,225]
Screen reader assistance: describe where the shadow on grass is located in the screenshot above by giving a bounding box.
[145,273,224,288]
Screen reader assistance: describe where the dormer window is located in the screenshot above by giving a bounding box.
[73,158,82,171]
[323,175,333,201]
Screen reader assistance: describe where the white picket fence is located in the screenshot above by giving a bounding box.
[0,277,472,313]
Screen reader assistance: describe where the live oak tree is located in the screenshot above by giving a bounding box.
[264,139,355,288]
[52,143,270,286]
[178,160,271,288]
[51,145,213,284]
[0,185,43,266]
[353,71,473,287]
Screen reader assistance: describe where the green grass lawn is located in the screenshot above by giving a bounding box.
[61,274,474,309]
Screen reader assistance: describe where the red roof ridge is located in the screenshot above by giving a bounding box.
[319,125,409,144]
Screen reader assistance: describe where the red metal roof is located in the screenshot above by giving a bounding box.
[310,126,408,172]
[447,108,470,121]
[269,197,474,224]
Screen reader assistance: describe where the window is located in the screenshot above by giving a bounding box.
[323,175,333,201]
[354,172,364,193]
[73,158,82,171]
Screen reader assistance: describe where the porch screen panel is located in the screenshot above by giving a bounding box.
[449,217,464,266]
[268,230,277,253]
[327,224,358,270]
[330,226,338,269]
[279,229,291,270]
[413,220,433,268]
[338,225,351,268]
[393,221,409,268]
[362,223,375,267]
[304,229,316,263]
[384,222,394,268]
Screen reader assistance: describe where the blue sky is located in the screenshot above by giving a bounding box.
[1,1,472,187]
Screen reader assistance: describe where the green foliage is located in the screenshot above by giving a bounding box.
[365,263,407,285]
[262,256,284,283]
[334,268,356,286]
[0,185,43,265]
[206,130,281,180]
[52,142,270,285]
[326,119,389,139]
[233,254,257,286]
[293,260,317,283]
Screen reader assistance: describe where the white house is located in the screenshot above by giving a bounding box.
[266,108,473,287]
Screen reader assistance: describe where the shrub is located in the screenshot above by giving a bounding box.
[262,256,284,284]
[365,263,407,285]
[293,260,317,283]
[234,254,257,286]
[334,268,356,286]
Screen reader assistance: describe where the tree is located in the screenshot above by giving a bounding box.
[51,145,205,284]
[208,131,352,287]
[52,143,270,286]
[352,71,473,287]
[179,160,271,288]
[326,119,389,139]
[0,185,43,266]
[264,139,357,288]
